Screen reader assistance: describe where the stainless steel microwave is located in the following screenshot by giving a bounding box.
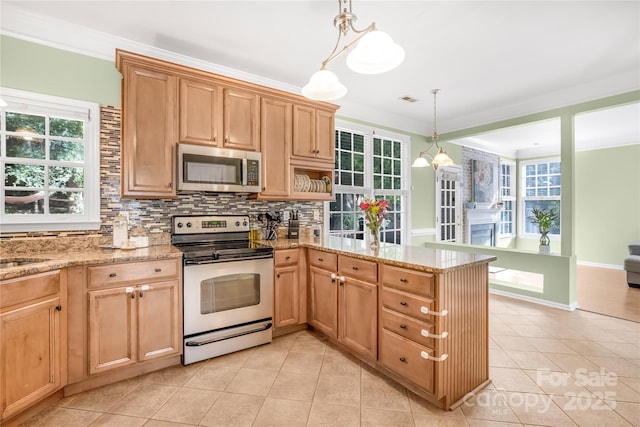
[177,143,261,193]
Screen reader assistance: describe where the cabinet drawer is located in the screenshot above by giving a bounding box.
[308,249,337,271]
[382,265,434,297]
[381,308,435,349]
[0,270,60,309]
[275,249,299,267]
[380,329,434,394]
[88,259,179,288]
[382,287,435,322]
[339,256,377,282]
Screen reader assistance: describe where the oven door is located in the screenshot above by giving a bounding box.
[183,257,273,336]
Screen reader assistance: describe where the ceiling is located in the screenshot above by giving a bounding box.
[1,1,639,154]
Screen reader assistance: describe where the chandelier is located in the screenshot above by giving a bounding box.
[412,89,455,170]
[302,0,405,101]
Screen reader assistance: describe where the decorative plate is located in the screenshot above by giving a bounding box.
[321,176,331,193]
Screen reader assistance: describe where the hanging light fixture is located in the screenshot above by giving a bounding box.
[412,89,455,170]
[302,0,405,101]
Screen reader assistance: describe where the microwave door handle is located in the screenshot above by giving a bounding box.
[242,158,248,186]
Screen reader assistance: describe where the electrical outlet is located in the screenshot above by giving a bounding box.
[282,210,290,221]
[313,209,320,220]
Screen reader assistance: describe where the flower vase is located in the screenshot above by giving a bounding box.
[539,231,550,254]
[369,229,380,251]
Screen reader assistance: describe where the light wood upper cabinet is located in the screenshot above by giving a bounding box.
[259,97,292,198]
[223,87,259,151]
[118,57,177,198]
[292,105,335,162]
[0,270,66,421]
[179,77,221,145]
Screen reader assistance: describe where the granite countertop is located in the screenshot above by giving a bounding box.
[260,236,497,274]
[0,245,182,281]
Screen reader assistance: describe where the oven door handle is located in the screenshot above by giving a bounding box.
[185,322,273,347]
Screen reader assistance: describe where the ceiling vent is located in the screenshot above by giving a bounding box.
[400,95,418,103]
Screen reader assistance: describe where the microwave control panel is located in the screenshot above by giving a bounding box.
[247,159,260,187]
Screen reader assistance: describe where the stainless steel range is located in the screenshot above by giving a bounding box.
[171,215,274,365]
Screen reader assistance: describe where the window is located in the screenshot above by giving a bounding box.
[499,160,516,238]
[520,158,561,237]
[1,88,100,232]
[327,123,410,244]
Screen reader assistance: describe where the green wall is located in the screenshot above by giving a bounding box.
[1,36,121,106]
[575,144,640,265]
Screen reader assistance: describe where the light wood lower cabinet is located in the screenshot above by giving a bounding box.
[307,249,378,361]
[273,248,306,329]
[0,270,67,422]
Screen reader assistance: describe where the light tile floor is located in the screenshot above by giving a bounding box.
[20,295,640,426]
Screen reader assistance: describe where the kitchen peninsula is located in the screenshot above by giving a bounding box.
[1,236,494,419]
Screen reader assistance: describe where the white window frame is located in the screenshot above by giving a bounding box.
[0,87,100,232]
[499,159,516,239]
[519,157,561,240]
[326,121,411,245]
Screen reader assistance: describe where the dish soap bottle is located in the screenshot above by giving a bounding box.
[112,213,129,248]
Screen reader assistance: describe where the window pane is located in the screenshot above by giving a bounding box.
[340,152,352,170]
[393,177,401,189]
[526,164,536,175]
[373,157,381,174]
[383,176,392,189]
[340,171,352,186]
[373,138,381,156]
[393,141,401,159]
[537,164,548,174]
[354,154,364,173]
[383,140,392,157]
[4,190,44,214]
[374,175,381,189]
[383,158,392,174]
[49,166,84,188]
[49,191,84,214]
[330,213,342,230]
[353,134,364,153]
[51,140,84,162]
[354,173,364,187]
[50,117,84,138]
[6,136,46,159]
[537,188,548,197]
[549,162,561,174]
[4,164,45,187]
[6,112,45,134]
[393,160,401,175]
[340,132,352,150]
[524,200,560,234]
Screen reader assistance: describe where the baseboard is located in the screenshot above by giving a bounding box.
[489,288,578,311]
[577,260,624,270]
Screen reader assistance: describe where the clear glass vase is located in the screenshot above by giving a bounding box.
[539,231,550,246]
[370,229,380,251]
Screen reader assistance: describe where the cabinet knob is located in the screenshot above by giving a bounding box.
[167,182,172,188]
[277,274,280,278]
[400,278,408,283]
[55,305,62,311]
[131,293,135,299]
[399,357,407,363]
[318,258,323,262]
[352,266,358,270]
[155,268,162,272]
[139,291,144,298]
[109,273,117,278]
[400,324,407,329]
[286,256,291,260]
[400,301,407,306]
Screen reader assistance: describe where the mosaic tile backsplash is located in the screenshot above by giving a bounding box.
[1,106,324,251]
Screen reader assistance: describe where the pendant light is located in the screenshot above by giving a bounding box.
[302,0,405,101]
[412,89,455,170]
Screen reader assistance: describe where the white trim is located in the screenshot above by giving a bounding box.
[411,228,436,237]
[489,288,578,311]
[577,260,624,270]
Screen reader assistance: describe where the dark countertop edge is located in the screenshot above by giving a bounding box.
[0,245,182,281]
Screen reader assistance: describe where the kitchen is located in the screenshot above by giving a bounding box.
[1,1,639,426]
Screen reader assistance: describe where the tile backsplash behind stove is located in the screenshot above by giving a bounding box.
[0,106,324,248]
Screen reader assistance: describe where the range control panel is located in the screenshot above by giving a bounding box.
[172,215,250,234]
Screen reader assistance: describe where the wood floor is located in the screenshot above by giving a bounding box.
[577,264,640,322]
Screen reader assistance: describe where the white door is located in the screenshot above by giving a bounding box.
[435,165,462,242]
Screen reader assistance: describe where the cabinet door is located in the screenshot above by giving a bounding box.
[339,277,377,361]
[223,87,259,151]
[308,266,337,338]
[292,104,315,158]
[88,287,137,374]
[0,298,63,420]
[260,97,291,197]
[137,281,182,361]
[121,62,177,198]
[274,265,299,328]
[179,78,221,145]
[314,109,335,161]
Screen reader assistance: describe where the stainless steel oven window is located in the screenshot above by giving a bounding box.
[200,273,261,314]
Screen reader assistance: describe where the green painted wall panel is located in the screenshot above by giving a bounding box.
[0,36,121,106]
[575,144,640,265]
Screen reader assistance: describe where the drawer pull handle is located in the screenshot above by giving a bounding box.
[352,266,358,270]
[55,305,62,311]
[421,351,448,362]
[400,324,407,329]
[399,357,407,363]
[109,273,117,278]
[421,330,449,339]
[400,278,408,283]
[155,268,162,272]
[400,301,407,306]
[318,258,324,262]
[420,306,448,317]
[286,256,291,260]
